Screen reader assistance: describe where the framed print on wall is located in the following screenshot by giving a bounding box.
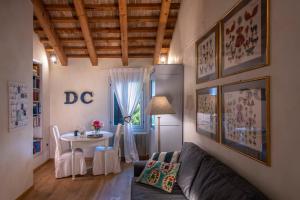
[220,0,270,77]
[8,82,29,131]
[196,24,219,83]
[221,77,270,165]
[196,87,219,141]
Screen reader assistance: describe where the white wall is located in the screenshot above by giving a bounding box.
[169,0,300,199]
[0,1,33,200]
[49,58,152,157]
[33,33,51,169]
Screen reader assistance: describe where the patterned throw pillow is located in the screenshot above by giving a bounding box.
[136,160,181,193]
[150,151,180,163]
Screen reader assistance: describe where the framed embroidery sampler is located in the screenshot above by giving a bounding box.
[196,87,219,141]
[221,77,270,165]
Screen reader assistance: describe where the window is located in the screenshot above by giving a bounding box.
[113,94,142,126]
[150,80,156,127]
[110,83,145,131]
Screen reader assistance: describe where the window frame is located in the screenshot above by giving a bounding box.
[150,79,156,128]
[109,80,146,132]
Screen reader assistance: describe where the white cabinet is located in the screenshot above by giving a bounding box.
[150,64,183,153]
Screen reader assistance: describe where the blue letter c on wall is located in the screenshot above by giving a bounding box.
[81,91,93,104]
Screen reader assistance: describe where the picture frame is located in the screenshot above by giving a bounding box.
[8,81,29,131]
[196,86,219,141]
[196,24,219,83]
[220,77,270,165]
[220,0,270,77]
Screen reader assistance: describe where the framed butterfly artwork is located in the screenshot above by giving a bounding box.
[220,0,270,77]
[196,24,219,83]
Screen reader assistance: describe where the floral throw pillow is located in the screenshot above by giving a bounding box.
[136,160,181,193]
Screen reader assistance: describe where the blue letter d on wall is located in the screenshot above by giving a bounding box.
[64,91,78,104]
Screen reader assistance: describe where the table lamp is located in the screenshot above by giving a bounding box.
[146,96,176,152]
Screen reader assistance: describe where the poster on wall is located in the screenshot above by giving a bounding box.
[196,24,219,83]
[221,77,270,165]
[220,0,270,77]
[8,82,29,131]
[196,87,219,141]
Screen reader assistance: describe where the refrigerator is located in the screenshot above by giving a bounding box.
[149,64,184,153]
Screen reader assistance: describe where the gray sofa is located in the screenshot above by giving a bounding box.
[131,142,268,200]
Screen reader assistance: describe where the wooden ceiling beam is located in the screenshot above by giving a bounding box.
[129,53,154,58]
[118,0,128,66]
[46,46,121,51]
[44,3,180,11]
[45,45,169,52]
[131,27,173,33]
[35,27,118,33]
[34,27,174,34]
[128,36,172,41]
[66,53,154,58]
[128,3,180,10]
[40,37,121,42]
[34,17,77,23]
[34,16,177,24]
[128,16,177,23]
[73,0,98,66]
[153,0,171,64]
[40,36,172,44]
[67,54,122,58]
[32,0,67,66]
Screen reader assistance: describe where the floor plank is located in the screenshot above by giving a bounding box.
[20,160,132,200]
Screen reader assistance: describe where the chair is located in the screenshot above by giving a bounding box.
[52,125,87,178]
[93,124,122,175]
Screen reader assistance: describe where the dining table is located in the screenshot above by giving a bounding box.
[60,130,113,180]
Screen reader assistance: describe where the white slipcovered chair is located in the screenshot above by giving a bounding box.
[93,124,122,175]
[52,125,87,178]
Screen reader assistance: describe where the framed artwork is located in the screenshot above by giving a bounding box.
[221,77,270,165]
[220,0,270,77]
[196,24,219,83]
[8,82,29,131]
[196,87,219,141]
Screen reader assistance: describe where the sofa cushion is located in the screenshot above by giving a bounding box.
[131,179,187,200]
[189,155,268,200]
[150,151,181,163]
[177,142,208,198]
[136,160,181,193]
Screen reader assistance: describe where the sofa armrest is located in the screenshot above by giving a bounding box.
[133,161,147,177]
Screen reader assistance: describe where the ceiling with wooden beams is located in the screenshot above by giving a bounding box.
[33,0,181,66]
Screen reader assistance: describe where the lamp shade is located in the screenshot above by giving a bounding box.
[146,96,176,115]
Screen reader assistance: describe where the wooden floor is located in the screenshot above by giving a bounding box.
[20,160,133,200]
